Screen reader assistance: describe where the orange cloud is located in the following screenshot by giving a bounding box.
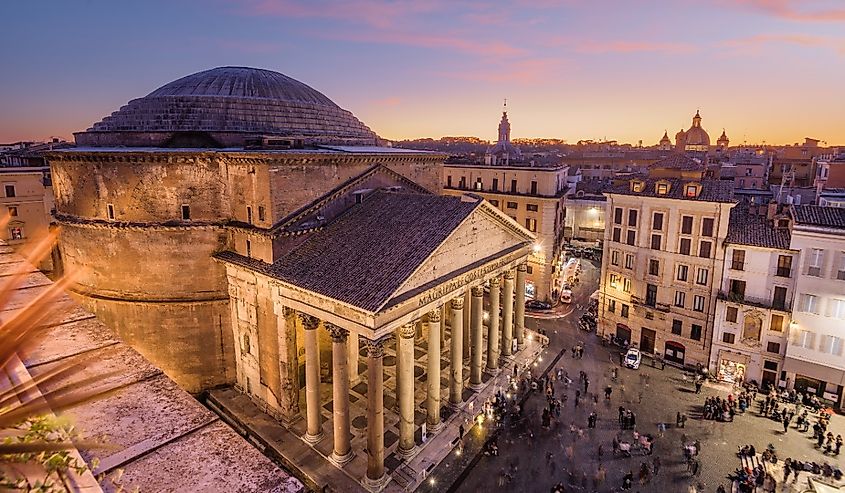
[731,0,845,22]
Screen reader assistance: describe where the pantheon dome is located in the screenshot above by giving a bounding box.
[75,66,380,147]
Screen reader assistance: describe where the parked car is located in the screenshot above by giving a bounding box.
[624,348,641,370]
[525,300,552,311]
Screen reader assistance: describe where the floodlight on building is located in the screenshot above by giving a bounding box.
[533,243,542,254]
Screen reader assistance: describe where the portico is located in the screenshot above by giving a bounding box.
[218,191,534,491]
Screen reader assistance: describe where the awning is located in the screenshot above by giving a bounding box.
[783,357,845,386]
[718,350,750,364]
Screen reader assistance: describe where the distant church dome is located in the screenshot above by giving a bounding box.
[683,110,710,147]
[75,66,379,147]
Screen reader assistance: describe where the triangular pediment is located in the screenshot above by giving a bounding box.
[390,201,534,303]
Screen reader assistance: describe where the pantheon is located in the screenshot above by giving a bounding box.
[46,67,540,490]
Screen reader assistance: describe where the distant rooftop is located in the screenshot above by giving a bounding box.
[608,178,735,203]
[648,153,702,171]
[726,205,791,250]
[791,205,845,229]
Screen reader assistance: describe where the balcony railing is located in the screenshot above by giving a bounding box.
[718,291,792,311]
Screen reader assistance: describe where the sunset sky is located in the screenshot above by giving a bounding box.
[2,0,844,145]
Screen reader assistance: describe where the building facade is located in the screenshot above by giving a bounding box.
[0,167,55,270]
[783,205,845,408]
[599,177,734,367]
[710,206,796,387]
[442,162,568,301]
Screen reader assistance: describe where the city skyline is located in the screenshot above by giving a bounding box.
[2,0,845,145]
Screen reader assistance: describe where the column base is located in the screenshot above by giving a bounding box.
[397,444,419,460]
[485,367,501,377]
[427,420,444,434]
[328,449,355,467]
[361,473,391,493]
[469,381,485,392]
[302,431,324,445]
[447,400,465,411]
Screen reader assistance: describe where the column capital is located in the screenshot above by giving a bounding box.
[504,269,515,280]
[428,309,441,323]
[450,297,464,310]
[299,312,320,331]
[398,322,416,339]
[471,286,484,297]
[363,337,388,358]
[489,277,500,287]
[517,263,528,273]
[325,323,349,342]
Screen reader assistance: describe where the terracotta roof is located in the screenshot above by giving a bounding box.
[791,205,845,229]
[269,191,481,312]
[608,178,735,203]
[648,153,702,170]
[725,206,791,249]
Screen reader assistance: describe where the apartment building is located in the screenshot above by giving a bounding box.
[710,206,796,387]
[0,167,54,270]
[599,177,735,367]
[783,205,845,408]
[564,180,606,242]
[443,162,568,301]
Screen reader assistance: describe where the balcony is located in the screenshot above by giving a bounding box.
[718,291,792,311]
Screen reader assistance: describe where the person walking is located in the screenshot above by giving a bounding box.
[694,378,703,394]
[622,471,633,490]
[783,459,792,483]
[783,414,790,433]
[605,385,613,400]
[584,377,590,394]
[459,423,465,443]
[652,456,661,476]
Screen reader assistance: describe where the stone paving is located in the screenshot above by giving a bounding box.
[421,260,844,493]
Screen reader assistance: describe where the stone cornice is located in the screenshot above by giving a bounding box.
[55,213,226,232]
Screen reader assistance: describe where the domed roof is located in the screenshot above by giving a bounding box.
[684,126,710,146]
[76,66,379,147]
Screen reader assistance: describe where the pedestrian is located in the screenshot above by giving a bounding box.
[605,385,613,399]
[639,462,650,485]
[597,444,604,461]
[652,456,661,476]
[459,423,465,442]
[612,436,619,455]
[694,379,703,394]
[783,414,790,433]
[836,434,842,455]
[584,377,590,394]
[622,471,633,490]
[594,465,606,490]
[783,459,791,483]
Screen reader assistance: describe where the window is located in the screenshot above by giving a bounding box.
[679,238,691,255]
[690,324,702,341]
[246,239,252,258]
[685,185,698,197]
[447,176,452,188]
[772,286,788,310]
[770,314,784,332]
[620,304,629,318]
[613,207,623,225]
[622,278,631,293]
[650,234,661,250]
[247,206,253,224]
[808,248,824,277]
[510,179,517,193]
[646,284,657,306]
[674,290,686,308]
[609,273,619,289]
[695,268,709,286]
[628,209,638,227]
[530,181,538,195]
[489,199,499,207]
[526,265,533,274]
[800,294,819,314]
[693,295,705,312]
[242,333,250,354]
[608,299,616,313]
[677,264,689,282]
[258,206,265,221]
[626,230,636,246]
[722,333,735,344]
[820,335,843,355]
[828,299,845,319]
[506,201,518,209]
[776,255,792,277]
[731,250,745,271]
[526,203,539,212]
[4,184,15,198]
[726,306,738,323]
[672,319,682,335]
[459,177,467,189]
[475,177,483,191]
[681,216,693,235]
[7,206,17,217]
[611,250,620,266]
[766,342,781,354]
[729,279,746,300]
[648,259,659,276]
[624,254,634,269]
[525,218,537,232]
[180,204,191,220]
[652,212,664,231]
[612,227,621,242]
[656,183,669,195]
[837,252,845,280]
[795,330,815,349]
[698,240,712,258]
[701,218,715,237]
[107,204,115,221]
[492,178,499,191]
[8,227,23,240]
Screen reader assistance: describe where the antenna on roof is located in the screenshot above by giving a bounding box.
[503,98,507,111]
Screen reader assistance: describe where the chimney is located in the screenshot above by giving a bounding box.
[766,201,778,221]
